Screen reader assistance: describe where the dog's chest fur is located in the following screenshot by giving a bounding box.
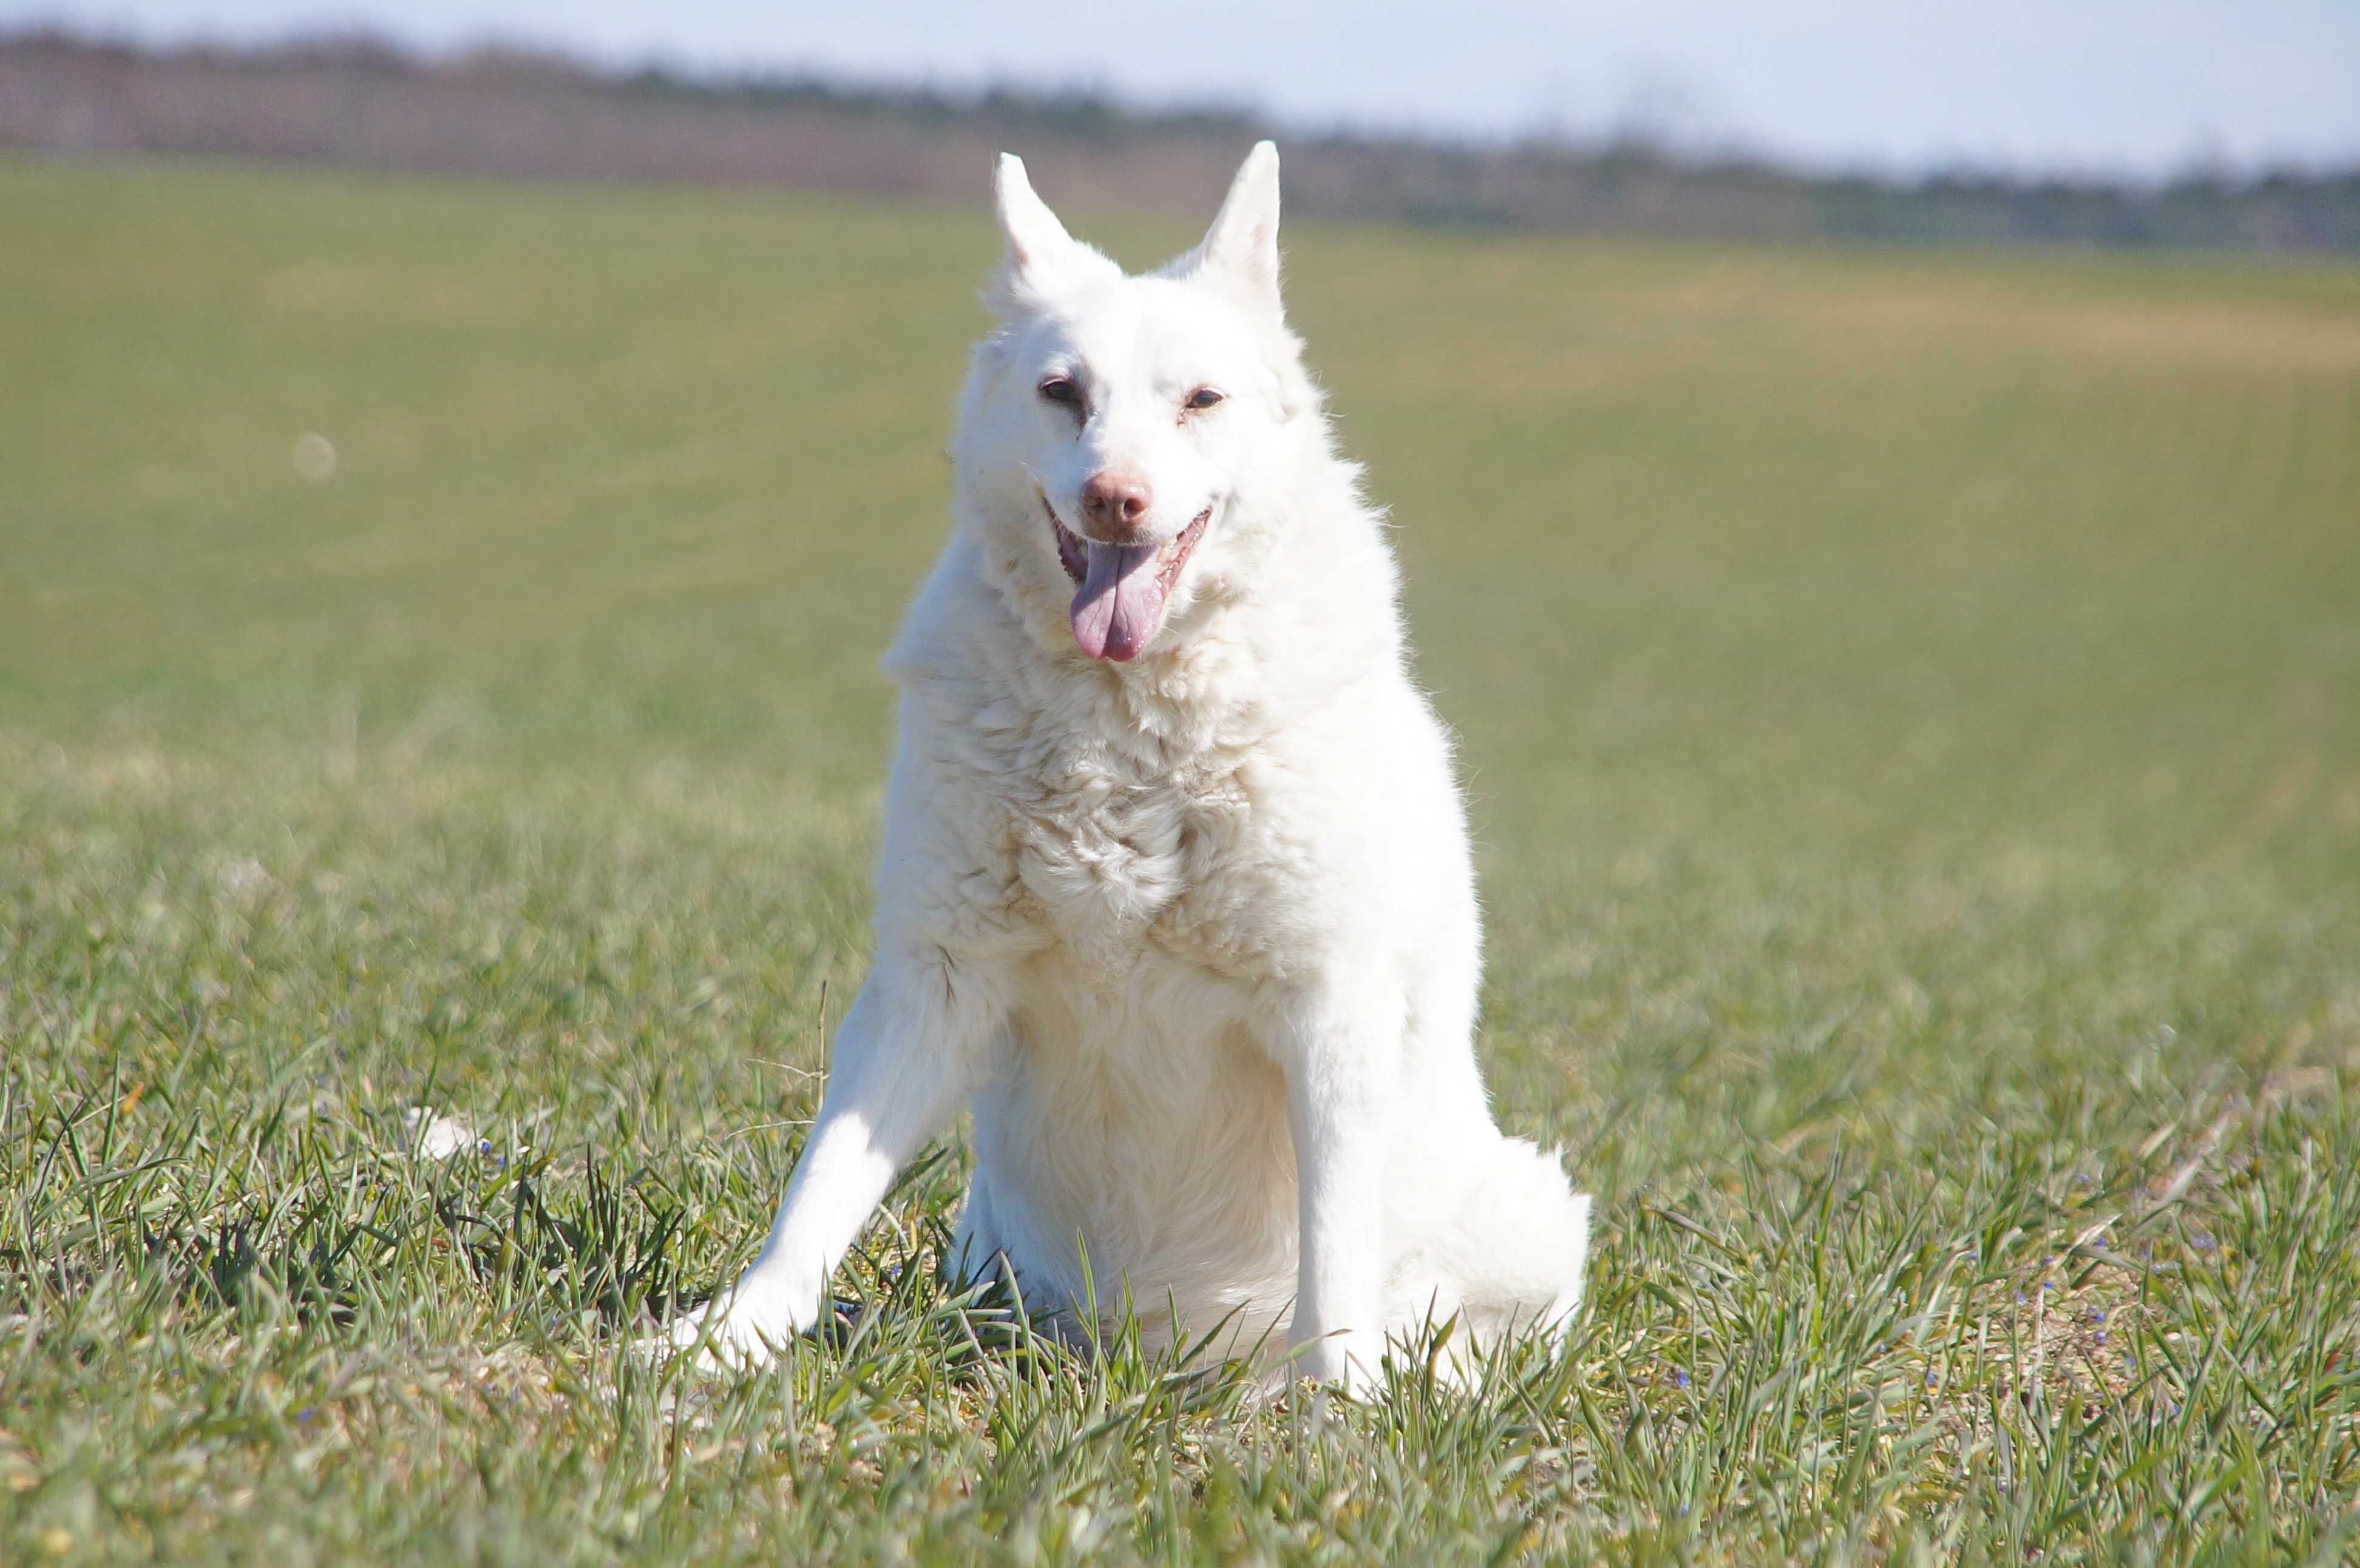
[1015,721,1306,988]
[916,652,1320,993]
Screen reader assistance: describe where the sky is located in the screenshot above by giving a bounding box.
[19,1,2360,180]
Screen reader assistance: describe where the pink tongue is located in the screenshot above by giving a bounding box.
[1069,541,1166,661]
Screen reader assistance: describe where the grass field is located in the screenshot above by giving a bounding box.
[4,157,2358,1563]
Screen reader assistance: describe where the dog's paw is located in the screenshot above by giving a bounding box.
[1288,1326,1378,1398]
[637,1299,796,1375]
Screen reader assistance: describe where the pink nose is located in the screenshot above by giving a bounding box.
[1080,470,1152,538]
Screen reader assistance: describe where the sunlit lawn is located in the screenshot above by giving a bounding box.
[3,157,2358,1563]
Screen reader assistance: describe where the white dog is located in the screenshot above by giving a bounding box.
[670,143,1590,1388]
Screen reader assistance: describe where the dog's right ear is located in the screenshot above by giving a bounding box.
[989,154,1116,314]
[1186,141,1283,318]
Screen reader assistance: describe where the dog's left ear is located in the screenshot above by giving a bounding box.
[991,154,1119,314]
[1185,141,1284,318]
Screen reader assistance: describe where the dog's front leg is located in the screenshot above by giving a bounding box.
[1278,984,1403,1393]
[667,945,1000,1367]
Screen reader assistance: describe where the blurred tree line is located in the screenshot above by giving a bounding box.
[6,30,2356,252]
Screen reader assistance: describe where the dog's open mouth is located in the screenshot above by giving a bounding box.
[1047,499,1212,661]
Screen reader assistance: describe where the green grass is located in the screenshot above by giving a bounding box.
[3,155,2358,1563]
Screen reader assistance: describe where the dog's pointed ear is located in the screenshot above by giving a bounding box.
[995,154,1074,278]
[1187,141,1284,316]
[990,154,1114,313]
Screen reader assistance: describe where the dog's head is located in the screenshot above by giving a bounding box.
[955,143,1320,663]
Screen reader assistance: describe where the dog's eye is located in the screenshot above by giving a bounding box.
[1184,387,1226,412]
[1039,376,1082,410]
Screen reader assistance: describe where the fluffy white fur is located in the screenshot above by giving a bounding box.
[666,143,1591,1388]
